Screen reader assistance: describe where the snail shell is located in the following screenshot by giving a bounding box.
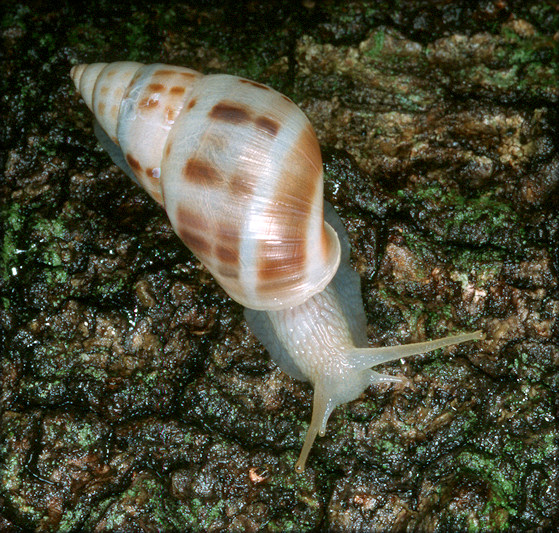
[70,61,340,311]
[71,62,483,471]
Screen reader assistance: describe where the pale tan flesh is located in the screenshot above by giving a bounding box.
[294,330,484,472]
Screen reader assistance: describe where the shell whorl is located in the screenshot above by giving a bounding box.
[71,62,341,311]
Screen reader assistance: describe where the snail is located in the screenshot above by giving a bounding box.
[70,61,483,471]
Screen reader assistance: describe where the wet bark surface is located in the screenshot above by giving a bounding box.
[1,1,558,531]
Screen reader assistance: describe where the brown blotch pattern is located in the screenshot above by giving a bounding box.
[139,96,159,109]
[175,206,211,255]
[126,154,142,172]
[97,102,106,115]
[229,174,255,197]
[154,69,180,77]
[180,71,197,79]
[217,265,238,279]
[165,106,177,123]
[111,104,118,119]
[255,116,280,137]
[215,228,240,265]
[165,142,173,158]
[279,123,321,201]
[215,224,241,279]
[183,158,219,185]
[258,239,305,285]
[216,243,239,267]
[177,226,211,256]
[100,86,109,96]
[209,101,251,124]
[176,206,208,232]
[239,79,270,91]
[148,83,165,92]
[170,86,186,96]
[255,124,322,290]
[176,206,243,281]
[186,98,197,110]
[269,124,320,214]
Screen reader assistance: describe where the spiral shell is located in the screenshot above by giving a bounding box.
[71,62,341,311]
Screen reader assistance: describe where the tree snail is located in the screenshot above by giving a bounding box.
[70,61,483,472]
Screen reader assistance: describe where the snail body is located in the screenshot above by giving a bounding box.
[70,62,482,471]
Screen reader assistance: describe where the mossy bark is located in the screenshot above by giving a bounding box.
[1,1,558,531]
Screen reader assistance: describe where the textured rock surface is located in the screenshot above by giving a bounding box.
[1,1,558,531]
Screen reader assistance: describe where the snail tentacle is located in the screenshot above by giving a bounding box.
[70,61,484,472]
[348,331,485,372]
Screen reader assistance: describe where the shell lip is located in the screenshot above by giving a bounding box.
[240,221,342,312]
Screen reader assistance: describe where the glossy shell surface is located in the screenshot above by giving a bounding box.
[71,62,340,310]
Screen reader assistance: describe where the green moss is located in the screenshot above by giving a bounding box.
[94,275,126,296]
[465,24,558,93]
[456,451,520,511]
[67,12,154,62]
[527,3,559,28]
[468,64,521,90]
[44,268,68,285]
[499,26,558,76]
[57,508,89,532]
[32,216,68,282]
[0,4,30,31]
[67,22,108,54]
[1,203,24,281]
[412,186,516,224]
[157,6,178,29]
[71,419,99,447]
[5,204,135,302]
[449,248,505,275]
[85,475,184,531]
[462,410,480,433]
[266,519,304,532]
[365,29,386,58]
[33,215,66,240]
[374,438,400,455]
[177,497,226,532]
[123,12,153,62]
[535,430,558,462]
[450,198,520,236]
[401,184,524,247]
[82,366,106,381]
